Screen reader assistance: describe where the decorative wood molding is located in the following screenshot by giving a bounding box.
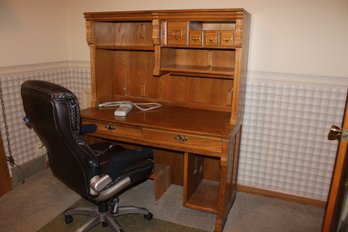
[237,184,326,208]
[234,19,243,48]
[86,20,93,45]
[152,19,160,45]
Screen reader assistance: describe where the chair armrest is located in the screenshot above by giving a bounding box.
[94,177,131,202]
[89,174,132,202]
[89,175,112,195]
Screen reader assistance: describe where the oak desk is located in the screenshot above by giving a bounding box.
[81,105,241,232]
[83,9,249,231]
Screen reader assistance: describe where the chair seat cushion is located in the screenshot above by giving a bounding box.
[105,147,153,181]
[90,143,126,172]
[91,143,153,181]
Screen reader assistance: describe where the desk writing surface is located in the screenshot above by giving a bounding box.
[81,105,234,138]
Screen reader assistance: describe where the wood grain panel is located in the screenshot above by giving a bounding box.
[93,22,153,46]
[154,149,184,185]
[94,49,122,103]
[160,74,233,109]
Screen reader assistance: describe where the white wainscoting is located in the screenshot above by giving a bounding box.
[239,74,347,201]
[0,61,90,165]
[0,62,347,201]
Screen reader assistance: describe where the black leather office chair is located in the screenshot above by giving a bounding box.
[21,80,154,232]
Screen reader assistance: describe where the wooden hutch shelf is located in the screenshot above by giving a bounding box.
[161,64,234,77]
[96,45,155,51]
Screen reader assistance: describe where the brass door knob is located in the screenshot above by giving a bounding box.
[328,125,345,141]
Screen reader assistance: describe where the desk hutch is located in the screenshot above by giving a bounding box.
[81,9,250,232]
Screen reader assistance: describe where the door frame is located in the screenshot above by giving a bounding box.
[322,92,348,231]
[0,132,12,196]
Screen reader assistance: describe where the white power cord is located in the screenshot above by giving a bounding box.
[98,101,162,112]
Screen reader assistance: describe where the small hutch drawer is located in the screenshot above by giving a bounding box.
[204,31,218,47]
[189,30,203,46]
[220,31,234,47]
[167,21,188,46]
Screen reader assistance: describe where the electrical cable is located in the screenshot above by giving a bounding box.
[0,80,25,184]
[98,101,162,112]
[0,80,17,168]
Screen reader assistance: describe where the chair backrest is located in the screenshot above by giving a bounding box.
[21,80,98,198]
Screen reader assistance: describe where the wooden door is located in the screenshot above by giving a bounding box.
[0,132,12,196]
[322,93,348,231]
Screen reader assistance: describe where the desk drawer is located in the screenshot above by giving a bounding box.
[143,128,222,154]
[93,122,142,140]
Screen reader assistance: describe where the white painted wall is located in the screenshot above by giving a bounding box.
[1,0,348,77]
[64,0,348,78]
[0,0,347,199]
[0,0,68,67]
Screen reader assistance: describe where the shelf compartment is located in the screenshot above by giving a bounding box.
[160,47,235,78]
[190,21,236,31]
[184,179,219,213]
[184,153,221,214]
[160,74,233,110]
[94,49,159,103]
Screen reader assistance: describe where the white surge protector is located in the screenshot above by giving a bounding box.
[114,103,133,117]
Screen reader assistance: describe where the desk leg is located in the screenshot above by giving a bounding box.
[215,124,241,232]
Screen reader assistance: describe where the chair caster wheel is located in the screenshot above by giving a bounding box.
[102,222,108,227]
[65,215,73,224]
[144,212,153,220]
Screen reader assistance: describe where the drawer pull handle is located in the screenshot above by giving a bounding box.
[191,36,200,41]
[171,30,183,40]
[175,134,188,143]
[104,123,116,131]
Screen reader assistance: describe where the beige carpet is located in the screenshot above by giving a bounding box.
[0,168,325,232]
[38,198,206,232]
